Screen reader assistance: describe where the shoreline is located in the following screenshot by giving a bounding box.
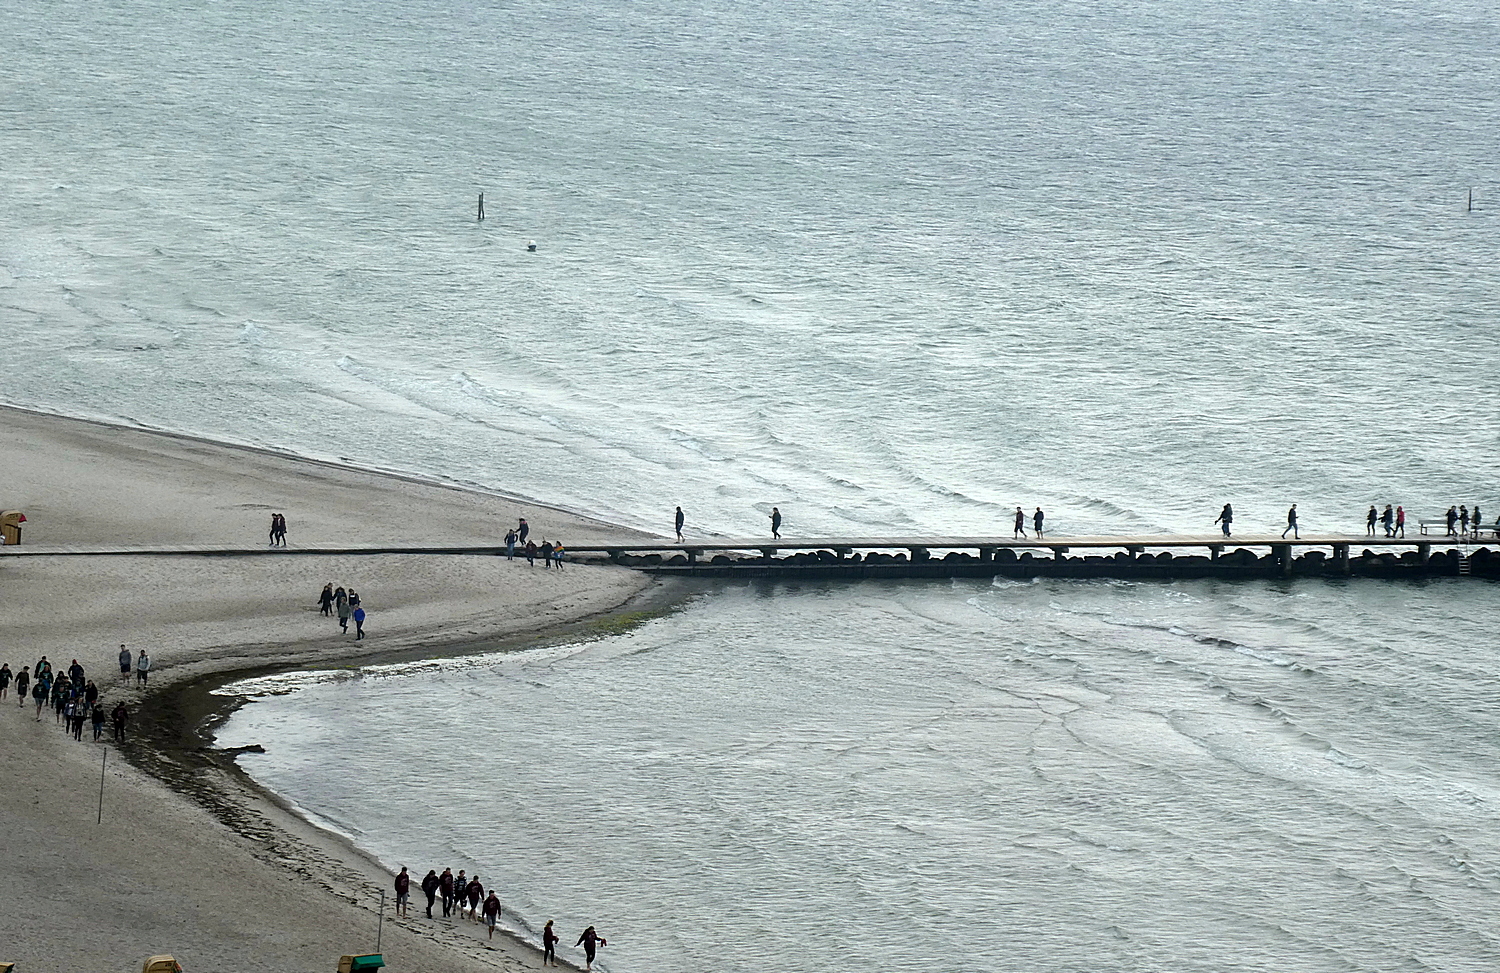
[0,405,671,972]
[134,577,695,972]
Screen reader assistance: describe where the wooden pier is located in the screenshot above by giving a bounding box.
[2,532,1494,580]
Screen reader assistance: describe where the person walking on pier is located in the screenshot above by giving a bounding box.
[1013,506,1027,539]
[1381,504,1394,537]
[1214,503,1233,537]
[1395,505,1406,538]
[1033,507,1045,539]
[1460,505,1470,536]
[770,506,782,539]
[675,506,685,542]
[1445,506,1459,536]
[1472,505,1482,539]
[1282,504,1299,539]
[1366,506,1378,536]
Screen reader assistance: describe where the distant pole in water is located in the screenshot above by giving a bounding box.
[1468,188,1473,212]
[527,240,536,252]
[478,192,485,221]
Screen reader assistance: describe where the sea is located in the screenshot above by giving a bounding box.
[5,1,1500,970]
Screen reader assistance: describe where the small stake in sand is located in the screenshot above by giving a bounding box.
[97,748,107,824]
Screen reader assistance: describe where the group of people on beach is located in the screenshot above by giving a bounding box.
[268,512,288,547]
[0,652,132,742]
[504,518,567,569]
[396,865,606,969]
[317,583,367,639]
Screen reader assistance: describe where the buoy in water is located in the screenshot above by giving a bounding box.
[527,240,537,252]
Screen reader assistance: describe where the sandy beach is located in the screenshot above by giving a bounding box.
[0,406,661,973]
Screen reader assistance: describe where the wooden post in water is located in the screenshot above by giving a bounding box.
[1469,188,1474,212]
[477,192,485,221]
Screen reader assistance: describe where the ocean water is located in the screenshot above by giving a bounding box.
[5,0,1500,970]
[218,578,1500,973]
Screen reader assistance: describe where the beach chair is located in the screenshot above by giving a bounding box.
[337,956,385,973]
[143,956,181,973]
[1,960,15,972]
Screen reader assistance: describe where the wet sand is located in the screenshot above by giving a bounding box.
[0,405,660,973]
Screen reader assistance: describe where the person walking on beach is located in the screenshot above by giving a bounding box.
[525,540,538,566]
[552,540,566,569]
[1033,507,1045,539]
[540,540,555,569]
[770,506,782,539]
[319,583,335,616]
[275,512,288,546]
[118,644,132,684]
[135,649,151,685]
[352,604,367,640]
[112,701,129,741]
[91,702,105,741]
[1215,503,1233,537]
[1381,504,1394,537]
[394,866,410,918]
[33,676,48,720]
[0,663,10,702]
[337,596,353,634]
[466,874,484,921]
[334,586,348,613]
[482,890,501,939]
[1395,505,1406,538]
[543,919,559,966]
[517,518,530,544]
[575,925,607,972]
[1282,504,1299,539]
[439,868,455,918]
[269,513,279,546]
[1013,506,1027,539]
[15,666,29,707]
[505,528,519,559]
[453,871,468,917]
[421,869,440,918]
